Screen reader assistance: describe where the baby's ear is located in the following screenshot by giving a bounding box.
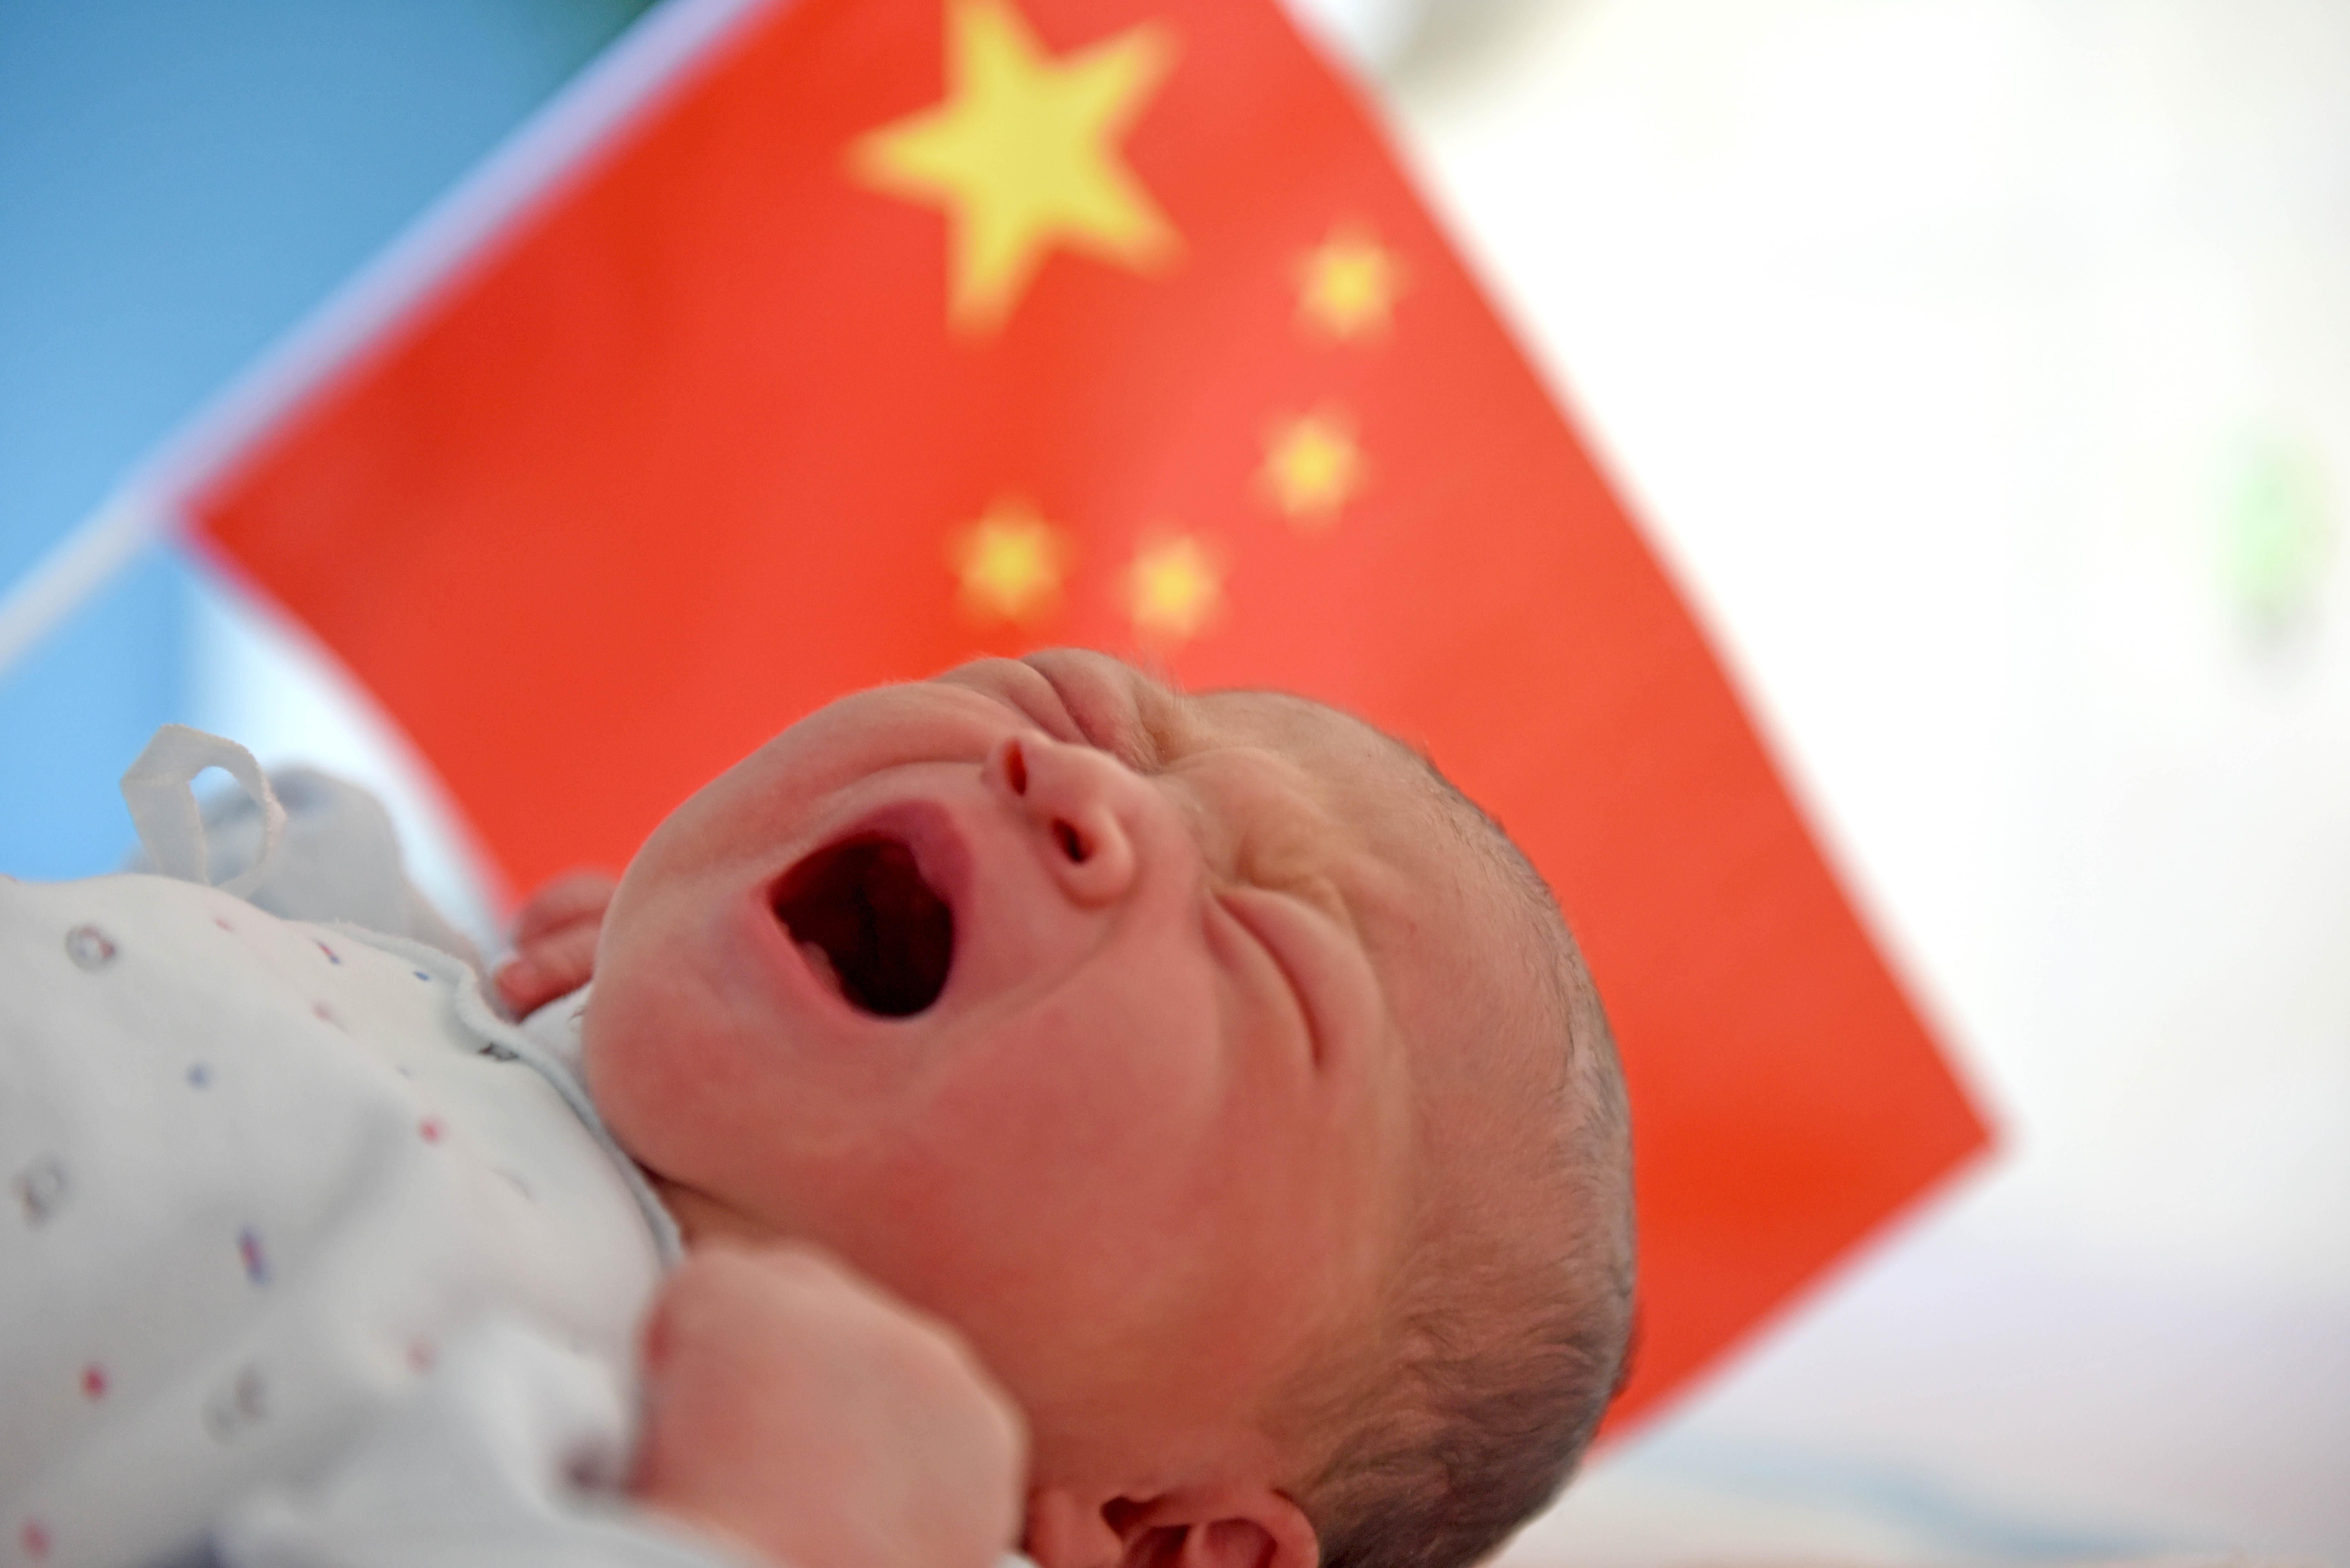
[1102,1488,1319,1568]
[1147,1514,1317,1568]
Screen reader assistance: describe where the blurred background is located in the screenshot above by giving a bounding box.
[3,0,2344,1560]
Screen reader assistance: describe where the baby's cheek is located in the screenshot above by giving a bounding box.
[1095,948,1224,1083]
[886,971,1192,1214]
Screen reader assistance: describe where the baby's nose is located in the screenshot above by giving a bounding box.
[982,734,1138,907]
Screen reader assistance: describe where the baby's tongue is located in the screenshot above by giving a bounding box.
[798,940,844,999]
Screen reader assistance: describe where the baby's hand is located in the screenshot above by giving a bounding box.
[631,1243,1027,1568]
[494,869,618,1015]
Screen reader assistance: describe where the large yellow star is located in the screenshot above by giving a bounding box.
[851,0,1179,335]
[950,499,1068,624]
[1296,222,1405,342]
[1125,534,1222,643]
[1260,408,1364,527]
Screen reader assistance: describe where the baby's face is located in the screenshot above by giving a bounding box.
[585,651,1496,1476]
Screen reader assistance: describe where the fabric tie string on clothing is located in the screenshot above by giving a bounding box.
[120,724,288,897]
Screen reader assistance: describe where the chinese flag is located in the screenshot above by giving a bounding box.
[191,0,1988,1427]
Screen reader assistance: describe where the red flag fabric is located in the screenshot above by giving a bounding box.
[191,0,1988,1427]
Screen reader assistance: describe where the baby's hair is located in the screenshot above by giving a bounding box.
[1285,742,1636,1568]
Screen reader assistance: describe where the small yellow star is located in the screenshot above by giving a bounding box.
[1125,534,1222,643]
[949,499,1069,624]
[851,0,1180,335]
[1295,223,1404,341]
[1260,409,1364,527]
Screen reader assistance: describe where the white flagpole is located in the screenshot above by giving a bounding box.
[0,0,779,681]
[0,488,177,675]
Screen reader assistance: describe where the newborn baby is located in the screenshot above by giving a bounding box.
[5,649,1634,1568]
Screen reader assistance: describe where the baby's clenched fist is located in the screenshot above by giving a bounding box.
[631,1242,1027,1568]
[495,868,617,1016]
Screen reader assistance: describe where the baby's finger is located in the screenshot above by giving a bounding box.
[494,920,602,1015]
[509,870,620,944]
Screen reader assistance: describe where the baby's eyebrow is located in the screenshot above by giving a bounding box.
[1121,675,1193,768]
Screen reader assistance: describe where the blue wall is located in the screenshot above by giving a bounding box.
[0,0,653,877]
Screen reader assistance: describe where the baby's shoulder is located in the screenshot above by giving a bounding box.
[0,872,492,1099]
[4,866,271,939]
[3,870,367,999]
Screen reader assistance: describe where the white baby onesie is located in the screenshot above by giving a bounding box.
[0,732,745,1568]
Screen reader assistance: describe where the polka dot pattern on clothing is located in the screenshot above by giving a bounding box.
[11,1157,68,1226]
[238,1228,269,1287]
[5,871,671,1565]
[63,925,115,971]
[200,1365,268,1443]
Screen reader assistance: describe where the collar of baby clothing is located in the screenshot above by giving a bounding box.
[349,945,682,1268]
[519,982,595,1080]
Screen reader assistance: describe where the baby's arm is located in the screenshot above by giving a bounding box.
[632,1243,1028,1568]
[218,1247,1026,1568]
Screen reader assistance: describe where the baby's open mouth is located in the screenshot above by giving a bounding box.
[771,834,954,1017]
